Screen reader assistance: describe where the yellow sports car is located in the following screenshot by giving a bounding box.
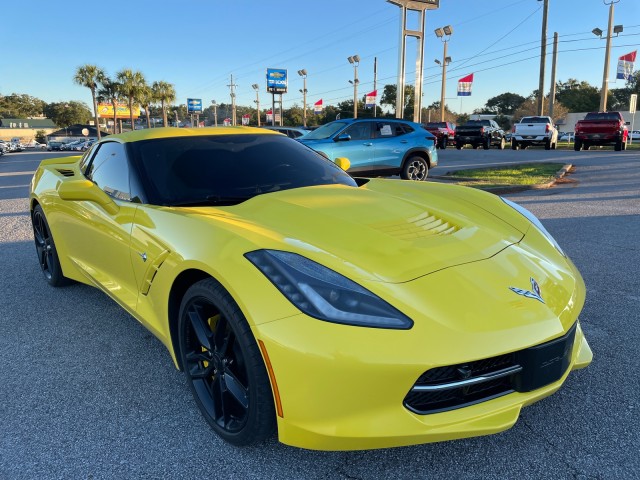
[30,127,592,450]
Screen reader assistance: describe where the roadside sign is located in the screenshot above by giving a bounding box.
[187,98,203,113]
[266,68,287,94]
[630,94,637,114]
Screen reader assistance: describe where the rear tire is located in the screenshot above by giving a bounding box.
[574,139,582,151]
[456,143,462,150]
[440,137,448,149]
[615,139,622,151]
[511,140,519,150]
[31,205,72,287]
[401,156,429,181]
[482,138,490,150]
[544,139,551,150]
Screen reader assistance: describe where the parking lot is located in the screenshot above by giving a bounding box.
[1,148,639,479]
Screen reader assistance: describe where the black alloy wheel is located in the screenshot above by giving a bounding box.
[178,278,276,446]
[401,156,429,181]
[31,205,71,287]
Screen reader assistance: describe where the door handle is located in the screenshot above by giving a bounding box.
[363,142,373,146]
[400,140,408,143]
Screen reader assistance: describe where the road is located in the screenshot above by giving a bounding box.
[1,147,639,479]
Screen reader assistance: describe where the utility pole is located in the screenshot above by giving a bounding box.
[373,57,378,117]
[211,100,218,127]
[549,32,559,120]
[537,0,549,116]
[228,75,238,126]
[600,1,616,111]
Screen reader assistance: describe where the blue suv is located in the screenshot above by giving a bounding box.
[298,118,437,181]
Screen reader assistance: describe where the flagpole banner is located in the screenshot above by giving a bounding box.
[617,51,637,81]
[365,90,377,108]
[457,73,474,96]
[314,99,323,115]
[241,114,250,126]
[266,110,273,122]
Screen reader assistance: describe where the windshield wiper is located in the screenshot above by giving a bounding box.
[171,195,253,207]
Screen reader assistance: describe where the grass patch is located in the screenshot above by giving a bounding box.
[447,163,564,187]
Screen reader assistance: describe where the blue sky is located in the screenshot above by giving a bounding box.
[2,0,639,115]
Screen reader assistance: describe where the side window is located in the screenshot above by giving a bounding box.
[86,142,132,201]
[375,122,396,138]
[397,123,415,136]
[343,122,372,140]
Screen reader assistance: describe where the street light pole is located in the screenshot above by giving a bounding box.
[348,56,360,118]
[435,25,453,122]
[251,85,261,127]
[211,100,218,127]
[298,70,308,127]
[593,0,622,112]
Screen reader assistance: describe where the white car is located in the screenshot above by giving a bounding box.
[628,130,640,141]
[559,132,574,142]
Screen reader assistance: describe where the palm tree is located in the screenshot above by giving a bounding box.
[97,77,121,134]
[73,64,106,139]
[152,81,176,127]
[138,83,154,129]
[116,69,146,132]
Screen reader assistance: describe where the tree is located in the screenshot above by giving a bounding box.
[73,65,106,139]
[484,92,526,115]
[512,98,568,125]
[43,101,92,127]
[97,77,121,134]
[0,93,45,118]
[138,83,154,129]
[380,84,415,118]
[554,79,600,112]
[116,69,146,132]
[152,81,176,127]
[424,101,457,123]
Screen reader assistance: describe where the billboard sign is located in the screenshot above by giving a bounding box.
[97,103,141,118]
[266,68,288,94]
[187,98,203,113]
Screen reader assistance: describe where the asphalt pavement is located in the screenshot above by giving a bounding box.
[1,147,638,479]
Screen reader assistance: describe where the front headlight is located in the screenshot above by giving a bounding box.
[245,250,413,330]
[501,197,565,257]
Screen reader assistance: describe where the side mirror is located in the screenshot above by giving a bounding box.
[334,157,351,171]
[58,179,120,215]
[335,134,352,142]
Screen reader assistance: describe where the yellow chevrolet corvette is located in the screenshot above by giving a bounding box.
[30,127,592,450]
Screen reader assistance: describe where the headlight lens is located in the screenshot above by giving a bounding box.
[245,250,413,329]
[501,197,565,256]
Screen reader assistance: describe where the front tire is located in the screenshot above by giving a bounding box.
[401,156,429,181]
[511,140,519,150]
[31,205,72,287]
[178,278,276,446]
[498,137,505,150]
[574,139,582,151]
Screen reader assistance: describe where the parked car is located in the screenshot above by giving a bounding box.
[0,140,10,154]
[422,121,456,149]
[298,118,438,181]
[29,126,591,450]
[454,119,506,150]
[25,140,47,149]
[559,132,574,142]
[574,111,628,151]
[627,130,640,141]
[511,116,558,150]
[262,126,310,139]
[60,140,85,151]
[47,141,63,151]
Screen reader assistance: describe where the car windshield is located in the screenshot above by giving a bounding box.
[463,120,491,126]
[302,122,349,140]
[520,117,549,123]
[584,112,621,121]
[129,134,358,206]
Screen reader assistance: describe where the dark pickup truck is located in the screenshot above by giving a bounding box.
[574,111,629,151]
[454,119,506,150]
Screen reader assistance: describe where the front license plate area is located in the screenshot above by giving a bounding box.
[512,322,577,392]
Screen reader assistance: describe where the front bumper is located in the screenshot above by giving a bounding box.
[254,239,590,450]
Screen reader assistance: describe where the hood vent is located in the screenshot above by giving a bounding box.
[370,211,459,240]
[56,168,75,177]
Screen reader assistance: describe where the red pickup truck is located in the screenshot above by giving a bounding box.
[574,111,629,151]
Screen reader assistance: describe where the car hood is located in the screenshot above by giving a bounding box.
[189,180,526,283]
